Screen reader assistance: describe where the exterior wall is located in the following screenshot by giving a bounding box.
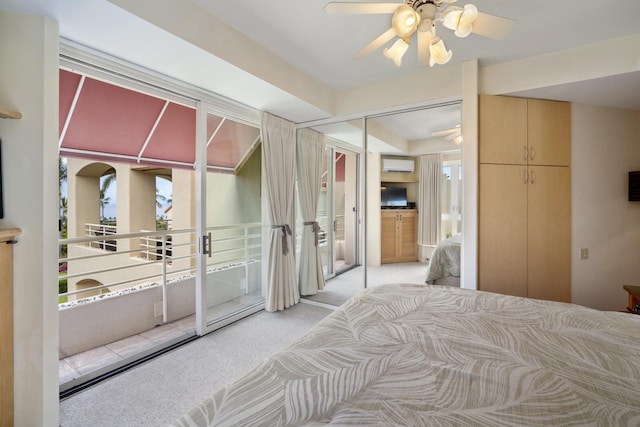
[206,147,261,226]
[59,260,261,358]
[571,104,640,311]
[0,11,59,426]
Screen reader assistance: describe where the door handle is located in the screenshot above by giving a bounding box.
[523,169,528,184]
[203,232,212,257]
[523,146,528,161]
[530,170,536,184]
[529,146,536,161]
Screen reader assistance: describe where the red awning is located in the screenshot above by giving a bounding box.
[58,69,260,172]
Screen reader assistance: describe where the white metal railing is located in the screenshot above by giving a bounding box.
[59,222,262,322]
[140,232,173,265]
[85,222,117,251]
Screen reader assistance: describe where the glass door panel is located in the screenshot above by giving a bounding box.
[318,146,334,277]
[334,149,358,275]
[300,120,364,306]
[441,157,462,239]
[202,111,264,330]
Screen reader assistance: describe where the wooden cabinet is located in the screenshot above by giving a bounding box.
[479,95,570,167]
[381,209,417,264]
[478,95,571,303]
[1,229,20,426]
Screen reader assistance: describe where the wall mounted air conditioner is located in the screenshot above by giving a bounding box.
[382,158,415,173]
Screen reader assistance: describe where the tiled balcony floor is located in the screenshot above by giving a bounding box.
[59,291,265,390]
[59,314,196,386]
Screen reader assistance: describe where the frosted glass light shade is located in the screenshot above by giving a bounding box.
[391,5,419,38]
[442,4,478,37]
[429,38,452,67]
[383,38,410,67]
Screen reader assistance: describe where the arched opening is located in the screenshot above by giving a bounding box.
[75,278,110,300]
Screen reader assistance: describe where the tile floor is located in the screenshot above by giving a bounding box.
[59,314,196,385]
[58,291,265,389]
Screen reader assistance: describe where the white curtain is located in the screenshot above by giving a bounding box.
[262,112,298,312]
[296,128,326,296]
[418,154,443,246]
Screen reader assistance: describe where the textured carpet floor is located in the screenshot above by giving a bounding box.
[59,303,333,426]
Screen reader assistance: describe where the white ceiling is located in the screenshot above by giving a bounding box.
[1,0,639,152]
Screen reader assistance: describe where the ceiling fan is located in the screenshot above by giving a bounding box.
[432,124,462,144]
[324,0,514,67]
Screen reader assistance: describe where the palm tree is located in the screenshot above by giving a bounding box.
[155,188,167,210]
[99,171,115,222]
[58,158,68,257]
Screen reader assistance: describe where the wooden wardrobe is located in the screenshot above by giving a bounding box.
[478,95,571,302]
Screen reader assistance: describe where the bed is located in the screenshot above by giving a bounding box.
[173,284,640,426]
[425,234,461,286]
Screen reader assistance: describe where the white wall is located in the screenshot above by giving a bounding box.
[571,104,640,311]
[0,11,59,426]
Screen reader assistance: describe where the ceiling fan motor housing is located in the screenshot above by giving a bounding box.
[407,0,439,21]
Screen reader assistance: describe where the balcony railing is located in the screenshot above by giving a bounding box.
[85,222,117,251]
[58,223,262,360]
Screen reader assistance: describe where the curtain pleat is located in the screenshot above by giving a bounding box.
[296,128,326,296]
[418,154,443,246]
[262,112,298,311]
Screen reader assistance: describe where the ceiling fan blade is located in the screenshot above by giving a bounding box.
[353,27,396,60]
[417,29,434,67]
[324,2,400,14]
[471,12,514,40]
[432,125,461,136]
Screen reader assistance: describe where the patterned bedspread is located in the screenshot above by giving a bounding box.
[173,284,640,426]
[425,235,461,284]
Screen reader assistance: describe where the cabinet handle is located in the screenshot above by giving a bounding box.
[523,169,528,184]
[523,146,528,161]
[530,170,536,184]
[530,146,536,161]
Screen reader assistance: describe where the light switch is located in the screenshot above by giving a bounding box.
[579,248,589,260]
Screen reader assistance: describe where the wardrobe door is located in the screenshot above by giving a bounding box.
[479,95,528,165]
[478,164,528,297]
[527,99,571,167]
[527,166,571,302]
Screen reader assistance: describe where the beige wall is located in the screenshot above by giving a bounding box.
[206,147,261,226]
[571,104,640,311]
[0,12,59,426]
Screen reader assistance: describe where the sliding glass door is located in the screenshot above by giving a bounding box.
[332,148,359,276]
[442,157,462,239]
[198,107,264,334]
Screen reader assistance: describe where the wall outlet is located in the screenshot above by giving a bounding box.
[579,248,589,260]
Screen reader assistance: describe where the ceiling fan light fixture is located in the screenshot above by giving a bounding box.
[391,5,419,37]
[442,4,478,38]
[383,37,410,67]
[428,37,452,67]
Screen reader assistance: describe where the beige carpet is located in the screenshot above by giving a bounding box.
[59,303,333,426]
